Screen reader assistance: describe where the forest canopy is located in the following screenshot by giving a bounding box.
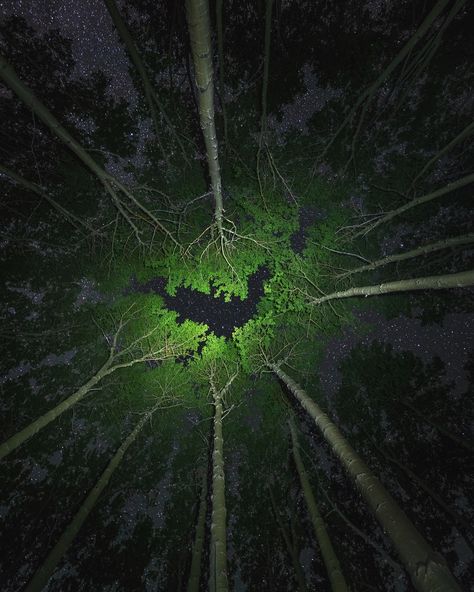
[0,1,473,591]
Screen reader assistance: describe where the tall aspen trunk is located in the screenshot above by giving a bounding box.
[187,467,208,592]
[289,419,349,592]
[209,384,228,592]
[25,405,157,592]
[185,0,224,238]
[260,0,274,141]
[310,269,474,305]
[339,233,474,278]
[269,364,461,592]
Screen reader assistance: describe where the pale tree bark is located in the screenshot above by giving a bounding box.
[208,371,236,592]
[0,310,200,460]
[185,0,224,238]
[186,466,208,592]
[25,403,159,592]
[103,0,190,166]
[268,363,461,592]
[317,0,450,166]
[0,54,180,248]
[309,269,474,306]
[268,487,307,592]
[289,419,349,592]
[215,0,228,149]
[0,163,97,234]
[353,172,474,237]
[338,233,474,279]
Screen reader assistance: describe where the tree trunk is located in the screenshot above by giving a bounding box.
[186,0,224,238]
[289,419,349,592]
[339,233,474,278]
[0,163,97,233]
[318,0,450,164]
[310,269,474,305]
[208,372,235,592]
[185,0,224,238]
[268,487,307,592]
[269,363,461,592]
[260,0,274,141]
[0,54,179,247]
[103,0,190,166]
[411,120,474,188]
[215,0,228,149]
[25,404,157,592]
[187,467,208,592]
[0,357,114,460]
[402,400,474,455]
[355,172,474,237]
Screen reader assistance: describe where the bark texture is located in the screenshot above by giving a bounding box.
[185,0,224,236]
[289,419,349,592]
[270,363,461,592]
[25,405,157,592]
[310,269,474,305]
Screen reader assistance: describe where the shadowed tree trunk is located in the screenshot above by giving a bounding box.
[268,363,461,592]
[0,314,199,460]
[268,486,307,592]
[411,120,474,188]
[187,466,208,592]
[25,403,159,592]
[185,0,224,239]
[338,233,474,279]
[353,172,474,237]
[289,419,349,592]
[309,269,474,305]
[103,0,190,166]
[317,0,450,166]
[0,54,179,247]
[0,163,97,234]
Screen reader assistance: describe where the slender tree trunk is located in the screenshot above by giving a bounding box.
[269,363,461,592]
[268,487,307,592]
[411,120,474,188]
[317,0,450,164]
[0,357,114,460]
[310,269,474,305]
[339,233,474,278]
[215,0,228,149]
[185,0,224,238]
[402,400,474,455]
[25,405,157,592]
[355,172,474,237]
[260,0,274,142]
[289,419,349,592]
[209,374,235,592]
[187,467,208,592]
[0,54,180,247]
[0,163,96,234]
[103,0,190,166]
